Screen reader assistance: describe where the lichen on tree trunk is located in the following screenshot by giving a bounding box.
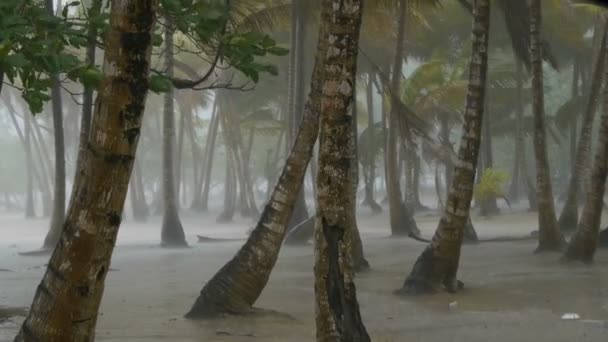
[15,0,156,340]
[399,0,490,295]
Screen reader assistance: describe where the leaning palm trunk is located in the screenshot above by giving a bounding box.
[160,17,187,247]
[15,1,155,339]
[184,11,329,318]
[563,35,608,263]
[313,1,369,340]
[558,20,608,233]
[530,0,564,252]
[399,0,490,294]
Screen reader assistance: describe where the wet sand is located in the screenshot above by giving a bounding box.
[1,208,607,341]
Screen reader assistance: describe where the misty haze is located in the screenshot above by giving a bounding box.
[1,0,608,341]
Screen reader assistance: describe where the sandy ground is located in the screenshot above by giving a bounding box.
[1,206,608,342]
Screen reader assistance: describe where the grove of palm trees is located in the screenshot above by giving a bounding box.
[2,0,608,341]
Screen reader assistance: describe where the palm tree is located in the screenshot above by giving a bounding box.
[15,0,156,339]
[185,3,328,319]
[399,0,490,294]
[160,17,188,247]
[313,0,369,339]
[558,20,608,232]
[563,23,608,263]
[530,0,565,252]
[386,0,419,236]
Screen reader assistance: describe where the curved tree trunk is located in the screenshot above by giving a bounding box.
[313,1,369,339]
[399,0,490,295]
[558,21,608,233]
[15,1,155,339]
[185,3,329,318]
[563,49,608,263]
[387,0,418,236]
[160,17,187,247]
[530,0,564,252]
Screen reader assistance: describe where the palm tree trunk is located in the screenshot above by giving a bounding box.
[79,0,102,152]
[130,158,149,221]
[160,17,187,247]
[313,2,369,339]
[363,73,382,213]
[349,75,370,272]
[175,106,186,205]
[509,59,525,201]
[399,0,490,294]
[217,120,237,223]
[479,100,499,216]
[558,20,608,233]
[42,76,66,249]
[387,0,418,236]
[25,112,36,218]
[199,101,220,211]
[563,47,608,263]
[186,2,329,318]
[530,0,565,252]
[15,1,155,338]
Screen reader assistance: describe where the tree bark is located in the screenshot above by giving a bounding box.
[530,0,565,252]
[399,0,490,295]
[563,44,608,263]
[387,0,418,236]
[15,1,155,339]
[160,17,187,248]
[313,1,369,340]
[558,21,608,233]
